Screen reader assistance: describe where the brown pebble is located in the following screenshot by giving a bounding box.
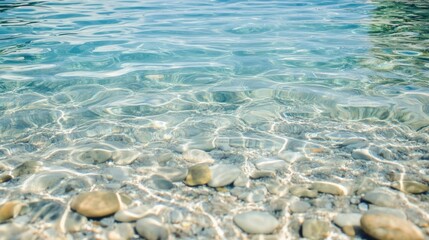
[342,225,355,236]
[70,191,121,218]
[0,201,23,222]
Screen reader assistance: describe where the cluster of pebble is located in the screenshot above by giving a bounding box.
[1,148,429,239]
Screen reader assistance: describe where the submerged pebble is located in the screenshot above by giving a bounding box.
[182,149,214,164]
[0,201,23,222]
[12,161,41,177]
[361,213,424,240]
[391,181,429,194]
[208,164,241,187]
[362,189,397,208]
[114,205,151,222]
[184,164,211,186]
[136,216,169,240]
[233,211,279,234]
[70,191,121,218]
[302,219,330,240]
[333,213,361,227]
[311,181,347,196]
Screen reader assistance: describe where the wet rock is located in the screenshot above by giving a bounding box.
[107,223,135,240]
[0,201,23,222]
[289,201,311,213]
[392,181,429,194]
[114,205,151,222]
[290,185,318,198]
[78,149,112,164]
[311,181,347,196]
[156,167,187,182]
[250,170,275,179]
[361,213,424,240]
[12,161,41,177]
[362,189,397,208]
[255,159,286,171]
[301,219,330,240]
[208,164,241,187]
[148,175,175,190]
[182,149,214,164]
[71,191,120,218]
[0,174,12,183]
[136,216,169,240]
[342,225,356,237]
[233,211,279,234]
[184,164,211,186]
[333,213,361,227]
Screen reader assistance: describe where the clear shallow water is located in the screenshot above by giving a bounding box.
[1,0,429,239]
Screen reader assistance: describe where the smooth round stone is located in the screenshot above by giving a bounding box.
[311,181,347,196]
[78,149,112,164]
[0,201,23,222]
[184,164,211,186]
[361,213,424,240]
[182,149,214,164]
[362,189,396,207]
[12,161,41,177]
[156,167,188,182]
[114,205,151,222]
[391,181,429,194]
[290,186,318,198]
[208,164,241,187]
[289,201,311,213]
[71,191,120,218]
[136,216,169,240]
[302,219,330,240]
[333,213,362,227]
[254,159,287,171]
[233,211,279,234]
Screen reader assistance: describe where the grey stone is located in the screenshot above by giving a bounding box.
[182,149,214,164]
[136,216,169,240]
[250,170,275,179]
[208,164,241,187]
[12,161,41,177]
[233,173,249,187]
[289,185,318,198]
[149,175,175,190]
[254,159,286,171]
[289,201,311,213]
[78,149,112,164]
[233,211,279,234]
[362,189,397,208]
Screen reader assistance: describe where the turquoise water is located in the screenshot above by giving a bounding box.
[1,0,429,239]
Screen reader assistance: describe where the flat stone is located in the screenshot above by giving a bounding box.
[233,211,279,234]
[208,164,241,187]
[136,216,169,240]
[302,219,330,240]
[254,159,287,171]
[71,191,120,218]
[233,173,249,187]
[156,167,188,182]
[114,205,151,222]
[361,213,424,240]
[392,181,429,194]
[289,185,318,198]
[184,164,211,186]
[0,201,23,222]
[311,181,347,196]
[289,201,311,213]
[362,189,397,208]
[182,149,214,164]
[333,213,362,227]
[12,161,41,177]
